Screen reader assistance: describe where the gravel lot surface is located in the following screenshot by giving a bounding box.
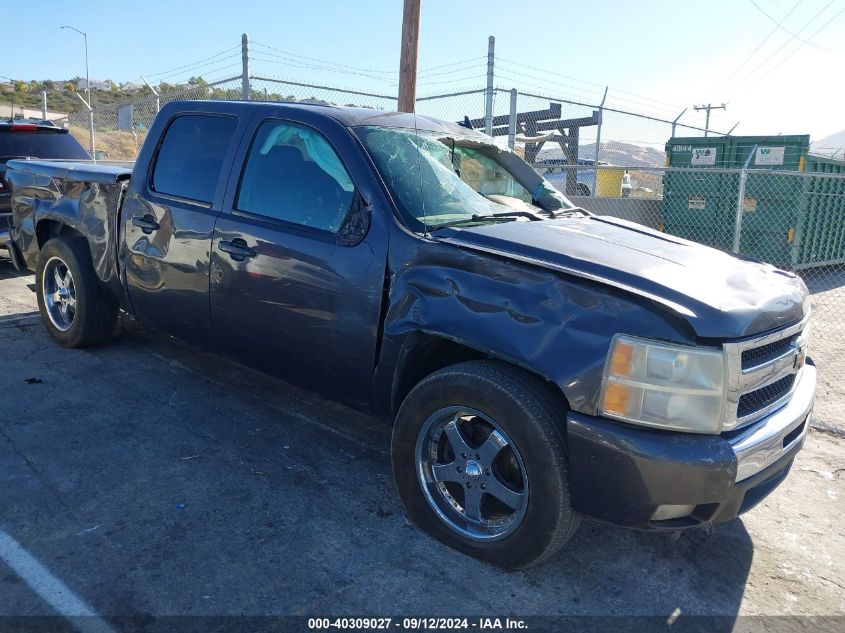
[0,263,843,629]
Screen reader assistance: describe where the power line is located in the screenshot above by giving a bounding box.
[154,56,241,82]
[248,55,399,85]
[495,56,683,111]
[722,0,835,98]
[494,57,606,89]
[416,73,488,87]
[710,0,803,98]
[253,40,487,79]
[415,63,487,80]
[417,56,488,75]
[734,5,845,96]
[143,46,241,79]
[252,41,398,75]
[156,61,243,83]
[493,67,606,100]
[748,0,834,50]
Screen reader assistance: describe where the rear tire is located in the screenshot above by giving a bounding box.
[36,236,118,348]
[392,360,580,568]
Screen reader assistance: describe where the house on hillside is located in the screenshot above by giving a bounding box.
[77,79,114,91]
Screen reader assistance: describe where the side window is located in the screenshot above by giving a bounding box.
[151,114,237,204]
[236,120,355,232]
[455,147,533,203]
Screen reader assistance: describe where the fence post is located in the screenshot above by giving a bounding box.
[241,33,251,100]
[732,145,757,253]
[75,92,95,159]
[140,76,160,113]
[41,91,47,120]
[88,110,95,158]
[594,87,608,184]
[507,89,517,149]
[484,35,494,135]
[671,108,687,138]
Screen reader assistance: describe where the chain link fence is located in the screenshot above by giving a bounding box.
[53,68,845,426]
[66,76,244,160]
[531,163,845,426]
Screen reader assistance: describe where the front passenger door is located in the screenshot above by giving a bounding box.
[209,115,388,406]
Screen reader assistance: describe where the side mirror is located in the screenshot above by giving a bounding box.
[337,191,372,246]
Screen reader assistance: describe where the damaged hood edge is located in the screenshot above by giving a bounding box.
[435,235,698,319]
[434,219,809,341]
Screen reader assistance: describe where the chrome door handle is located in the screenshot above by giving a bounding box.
[218,239,255,261]
[131,215,160,234]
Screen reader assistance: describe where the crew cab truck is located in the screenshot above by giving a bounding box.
[5,101,815,568]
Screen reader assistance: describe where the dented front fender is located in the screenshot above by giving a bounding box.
[380,230,693,416]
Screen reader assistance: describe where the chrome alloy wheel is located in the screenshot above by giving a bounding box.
[42,256,77,332]
[415,407,529,541]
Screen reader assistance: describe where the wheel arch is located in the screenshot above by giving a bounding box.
[390,331,570,421]
[36,219,86,250]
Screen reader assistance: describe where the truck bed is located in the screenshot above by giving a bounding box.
[5,158,133,295]
[6,159,133,184]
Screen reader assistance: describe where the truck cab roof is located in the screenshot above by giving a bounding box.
[173,99,492,140]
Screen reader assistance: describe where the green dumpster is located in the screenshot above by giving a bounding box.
[734,136,809,265]
[793,154,845,268]
[661,138,735,249]
[660,135,845,268]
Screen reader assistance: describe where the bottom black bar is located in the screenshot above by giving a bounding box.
[0,616,841,633]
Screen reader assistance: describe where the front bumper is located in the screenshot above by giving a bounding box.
[566,361,816,529]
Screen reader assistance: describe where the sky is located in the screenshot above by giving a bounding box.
[1,0,843,146]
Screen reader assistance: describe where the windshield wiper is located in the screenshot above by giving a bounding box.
[557,206,591,216]
[429,211,539,231]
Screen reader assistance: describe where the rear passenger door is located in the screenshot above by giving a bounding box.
[210,110,388,406]
[122,110,244,345]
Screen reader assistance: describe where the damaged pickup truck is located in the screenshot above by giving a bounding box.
[4,101,815,568]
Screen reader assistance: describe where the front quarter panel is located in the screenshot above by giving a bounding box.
[382,230,695,415]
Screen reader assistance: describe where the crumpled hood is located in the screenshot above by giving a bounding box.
[436,215,809,339]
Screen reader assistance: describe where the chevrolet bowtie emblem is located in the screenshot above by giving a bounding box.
[794,345,807,370]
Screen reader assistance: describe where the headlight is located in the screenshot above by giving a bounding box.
[600,335,726,434]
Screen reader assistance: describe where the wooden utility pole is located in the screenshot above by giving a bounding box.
[694,103,726,137]
[398,0,421,113]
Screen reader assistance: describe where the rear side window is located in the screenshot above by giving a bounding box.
[0,132,90,160]
[151,114,237,204]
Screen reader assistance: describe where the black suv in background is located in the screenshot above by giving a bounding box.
[1,119,90,261]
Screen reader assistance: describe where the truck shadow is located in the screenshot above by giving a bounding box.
[111,317,754,621]
[0,262,31,280]
[523,518,753,623]
[0,314,753,623]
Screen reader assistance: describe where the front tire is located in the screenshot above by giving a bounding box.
[36,236,118,348]
[392,360,580,568]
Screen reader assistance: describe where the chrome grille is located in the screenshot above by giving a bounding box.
[723,313,810,431]
[737,373,796,418]
[741,334,799,370]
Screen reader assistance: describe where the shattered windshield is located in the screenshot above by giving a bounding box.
[357,126,573,232]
